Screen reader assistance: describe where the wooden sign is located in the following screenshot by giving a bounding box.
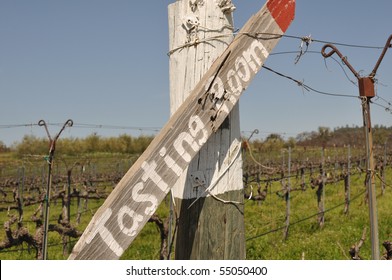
[69,0,295,260]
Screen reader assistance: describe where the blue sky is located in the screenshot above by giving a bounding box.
[1,0,392,146]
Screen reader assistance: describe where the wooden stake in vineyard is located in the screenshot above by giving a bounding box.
[284,147,291,240]
[69,0,295,260]
[344,145,351,215]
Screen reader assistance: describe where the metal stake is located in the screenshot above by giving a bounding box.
[321,34,392,260]
[39,119,73,260]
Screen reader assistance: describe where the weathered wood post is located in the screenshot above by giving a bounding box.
[168,0,245,259]
[344,145,351,215]
[382,142,387,195]
[284,147,291,240]
[68,0,295,260]
[17,166,25,223]
[315,148,325,228]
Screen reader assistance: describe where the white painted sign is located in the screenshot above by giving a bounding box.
[69,0,295,259]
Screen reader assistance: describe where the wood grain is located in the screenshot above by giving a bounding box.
[68,0,295,260]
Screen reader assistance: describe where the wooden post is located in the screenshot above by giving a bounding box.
[168,0,245,259]
[318,148,325,227]
[17,166,25,223]
[344,145,351,215]
[300,166,306,191]
[67,169,72,253]
[67,169,72,223]
[284,147,291,240]
[382,142,387,195]
[68,0,295,259]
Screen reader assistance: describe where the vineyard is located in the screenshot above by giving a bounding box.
[0,139,391,260]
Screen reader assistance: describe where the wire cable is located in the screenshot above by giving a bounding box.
[246,188,366,242]
[278,33,386,50]
[0,122,161,132]
[261,65,359,99]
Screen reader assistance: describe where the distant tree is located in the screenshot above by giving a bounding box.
[118,134,134,153]
[13,135,48,156]
[263,133,285,150]
[84,133,101,153]
[0,141,10,153]
[284,137,296,149]
[133,135,154,154]
[265,133,284,142]
[373,126,392,146]
[249,139,263,153]
[56,137,85,156]
[317,126,331,147]
[296,132,312,143]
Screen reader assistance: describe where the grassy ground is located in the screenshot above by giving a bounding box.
[245,172,392,260]
[0,152,391,260]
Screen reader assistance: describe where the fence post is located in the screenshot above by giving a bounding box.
[321,37,392,259]
[318,148,325,227]
[39,119,73,260]
[344,145,351,215]
[168,0,244,259]
[300,165,306,191]
[284,147,291,240]
[17,166,25,223]
[382,142,387,195]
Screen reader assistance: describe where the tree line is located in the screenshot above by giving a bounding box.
[3,133,154,157]
[1,125,391,157]
[296,125,392,147]
[250,125,392,153]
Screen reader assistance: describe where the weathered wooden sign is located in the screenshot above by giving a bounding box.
[69,0,295,260]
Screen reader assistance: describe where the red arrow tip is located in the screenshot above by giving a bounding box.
[267,0,295,33]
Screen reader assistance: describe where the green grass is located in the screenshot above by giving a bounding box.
[0,152,391,260]
[245,172,392,260]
